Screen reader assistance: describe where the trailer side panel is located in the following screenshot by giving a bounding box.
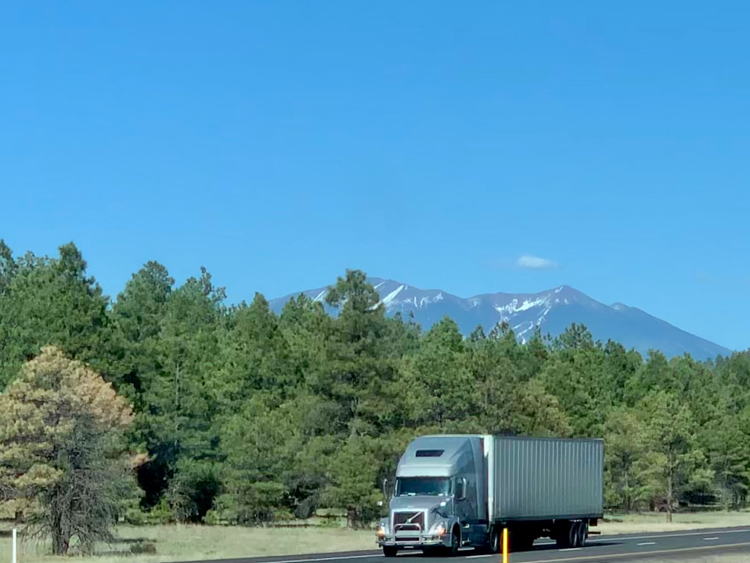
[492,436,603,521]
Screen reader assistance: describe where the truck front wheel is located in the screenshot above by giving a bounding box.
[488,527,500,553]
[383,546,398,558]
[448,527,461,556]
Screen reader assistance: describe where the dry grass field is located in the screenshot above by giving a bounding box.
[1,511,748,562]
[0,524,375,563]
[598,510,750,535]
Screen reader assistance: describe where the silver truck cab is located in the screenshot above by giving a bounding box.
[377,435,487,557]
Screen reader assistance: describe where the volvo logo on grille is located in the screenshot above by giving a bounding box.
[394,511,425,533]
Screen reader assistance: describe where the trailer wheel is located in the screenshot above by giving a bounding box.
[576,522,587,547]
[569,522,581,548]
[566,522,588,548]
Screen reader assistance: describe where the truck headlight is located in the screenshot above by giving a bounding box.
[430,521,447,537]
[377,521,387,538]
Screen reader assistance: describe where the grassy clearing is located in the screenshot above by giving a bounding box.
[1,512,749,563]
[598,510,750,535]
[0,524,376,563]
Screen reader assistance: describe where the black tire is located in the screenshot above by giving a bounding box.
[383,546,398,558]
[449,527,461,556]
[577,522,588,547]
[568,522,580,548]
[488,527,500,554]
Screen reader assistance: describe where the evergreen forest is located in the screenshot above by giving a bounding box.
[2,241,750,538]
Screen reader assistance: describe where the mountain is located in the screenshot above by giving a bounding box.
[268,277,733,361]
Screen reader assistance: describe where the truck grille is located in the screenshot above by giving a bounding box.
[393,511,425,533]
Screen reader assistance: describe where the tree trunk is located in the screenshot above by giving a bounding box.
[52,528,70,555]
[624,471,630,512]
[347,508,357,529]
[51,497,71,555]
[666,474,673,523]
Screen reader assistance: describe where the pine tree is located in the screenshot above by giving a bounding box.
[0,347,143,554]
[635,390,711,521]
[0,243,110,389]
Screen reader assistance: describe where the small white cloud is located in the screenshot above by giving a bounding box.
[516,255,558,270]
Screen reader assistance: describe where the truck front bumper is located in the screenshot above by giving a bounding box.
[377,534,448,549]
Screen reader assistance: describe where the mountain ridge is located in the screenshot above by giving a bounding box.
[269,277,733,361]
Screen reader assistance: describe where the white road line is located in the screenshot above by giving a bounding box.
[255,555,380,563]
[252,529,750,563]
[519,541,750,563]
[587,527,750,543]
[637,542,656,546]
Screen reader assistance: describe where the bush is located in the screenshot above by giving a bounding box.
[143,498,176,525]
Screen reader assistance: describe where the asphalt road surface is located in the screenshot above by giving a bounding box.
[189,527,750,563]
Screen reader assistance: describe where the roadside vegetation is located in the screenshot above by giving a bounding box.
[3,512,750,562]
[2,241,750,557]
[599,510,750,534]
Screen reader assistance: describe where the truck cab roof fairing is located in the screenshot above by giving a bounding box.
[396,435,477,478]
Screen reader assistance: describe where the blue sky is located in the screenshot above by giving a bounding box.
[2,1,748,351]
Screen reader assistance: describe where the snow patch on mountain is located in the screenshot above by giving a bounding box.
[495,296,552,316]
[268,276,734,361]
[313,290,327,302]
[382,285,405,305]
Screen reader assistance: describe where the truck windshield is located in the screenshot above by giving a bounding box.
[396,477,451,496]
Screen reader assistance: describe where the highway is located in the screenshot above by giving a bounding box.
[190,527,750,563]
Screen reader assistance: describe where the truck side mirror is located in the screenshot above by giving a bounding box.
[456,478,467,500]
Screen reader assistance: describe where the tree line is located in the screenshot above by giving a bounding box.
[1,241,750,552]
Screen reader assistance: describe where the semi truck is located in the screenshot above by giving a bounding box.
[376,434,603,556]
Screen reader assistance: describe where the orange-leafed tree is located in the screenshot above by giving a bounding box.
[0,346,145,555]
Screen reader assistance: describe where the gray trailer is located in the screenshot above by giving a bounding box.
[376,434,603,556]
